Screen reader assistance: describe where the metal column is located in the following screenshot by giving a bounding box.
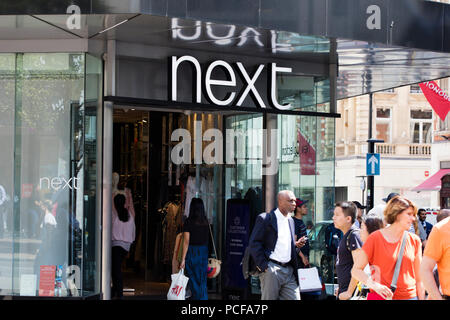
[264,113,278,212]
[101,40,116,300]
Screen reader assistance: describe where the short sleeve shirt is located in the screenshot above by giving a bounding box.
[423,217,450,296]
[183,222,209,246]
[363,230,422,300]
[336,225,363,294]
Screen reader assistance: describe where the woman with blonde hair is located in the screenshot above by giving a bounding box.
[351,195,425,300]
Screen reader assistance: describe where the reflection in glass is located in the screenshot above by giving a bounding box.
[0,53,101,297]
[0,54,15,294]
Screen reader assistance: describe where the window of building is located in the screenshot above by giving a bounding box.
[410,109,432,143]
[410,84,422,93]
[376,108,391,143]
[441,161,450,169]
[438,79,450,131]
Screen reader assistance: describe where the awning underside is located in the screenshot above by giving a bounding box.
[0,13,449,100]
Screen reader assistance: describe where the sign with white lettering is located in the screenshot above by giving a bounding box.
[170,55,292,110]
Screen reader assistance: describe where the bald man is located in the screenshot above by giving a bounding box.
[248,190,301,300]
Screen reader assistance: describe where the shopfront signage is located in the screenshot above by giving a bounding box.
[39,176,80,191]
[170,55,293,110]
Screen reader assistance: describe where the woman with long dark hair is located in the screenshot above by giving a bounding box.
[179,198,209,300]
[111,193,135,299]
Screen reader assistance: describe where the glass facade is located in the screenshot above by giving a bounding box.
[277,112,335,225]
[0,53,102,297]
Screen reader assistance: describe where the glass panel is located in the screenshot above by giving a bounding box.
[423,122,432,143]
[278,114,316,222]
[439,113,450,131]
[277,112,335,284]
[0,54,15,295]
[376,123,390,142]
[225,114,263,200]
[411,110,432,119]
[376,108,390,118]
[411,122,420,143]
[0,53,101,298]
[316,115,335,223]
[410,85,421,93]
[277,76,330,112]
[273,32,330,54]
[12,53,85,296]
[82,54,102,295]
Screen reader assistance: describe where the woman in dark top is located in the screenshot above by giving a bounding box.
[180,198,209,300]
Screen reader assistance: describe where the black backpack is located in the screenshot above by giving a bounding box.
[324,223,343,255]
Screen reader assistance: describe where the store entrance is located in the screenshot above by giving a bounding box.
[112,106,225,298]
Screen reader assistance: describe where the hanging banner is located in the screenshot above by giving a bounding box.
[419,81,450,121]
[297,129,316,175]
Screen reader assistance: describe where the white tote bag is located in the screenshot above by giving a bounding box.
[298,267,322,292]
[167,269,189,300]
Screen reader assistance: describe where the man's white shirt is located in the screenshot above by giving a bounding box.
[269,208,292,263]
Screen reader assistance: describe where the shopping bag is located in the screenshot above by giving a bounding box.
[298,267,322,292]
[350,282,367,300]
[167,269,189,300]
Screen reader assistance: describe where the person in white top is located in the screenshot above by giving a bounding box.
[248,190,302,300]
[111,193,135,299]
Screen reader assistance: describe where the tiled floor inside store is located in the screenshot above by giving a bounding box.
[120,270,221,300]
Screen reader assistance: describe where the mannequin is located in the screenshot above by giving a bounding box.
[112,172,134,216]
[112,172,124,196]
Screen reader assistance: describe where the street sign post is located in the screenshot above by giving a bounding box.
[366,139,384,211]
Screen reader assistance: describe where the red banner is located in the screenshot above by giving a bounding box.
[419,81,450,121]
[297,129,316,175]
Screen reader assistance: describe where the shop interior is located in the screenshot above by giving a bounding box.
[112,106,230,298]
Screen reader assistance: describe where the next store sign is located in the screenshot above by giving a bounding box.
[169,55,294,110]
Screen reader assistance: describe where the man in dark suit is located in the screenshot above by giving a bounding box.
[248,190,301,300]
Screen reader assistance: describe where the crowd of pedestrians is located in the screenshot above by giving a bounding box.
[335,194,450,300]
[247,189,449,301]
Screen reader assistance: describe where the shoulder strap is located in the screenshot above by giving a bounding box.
[390,231,408,293]
[346,229,355,251]
[208,223,218,259]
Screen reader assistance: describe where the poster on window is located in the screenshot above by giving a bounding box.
[39,265,56,296]
[223,199,250,290]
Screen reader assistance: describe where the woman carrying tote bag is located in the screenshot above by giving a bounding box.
[180,198,209,300]
[351,196,425,300]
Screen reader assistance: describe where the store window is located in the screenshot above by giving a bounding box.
[376,107,391,143]
[278,109,335,221]
[0,53,102,297]
[410,109,432,144]
[225,114,263,201]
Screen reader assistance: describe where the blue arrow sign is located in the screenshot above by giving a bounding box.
[366,153,380,176]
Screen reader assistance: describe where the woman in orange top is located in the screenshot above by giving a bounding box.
[351,196,425,300]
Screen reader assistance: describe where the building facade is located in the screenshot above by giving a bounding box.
[0,0,449,300]
[335,79,449,208]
